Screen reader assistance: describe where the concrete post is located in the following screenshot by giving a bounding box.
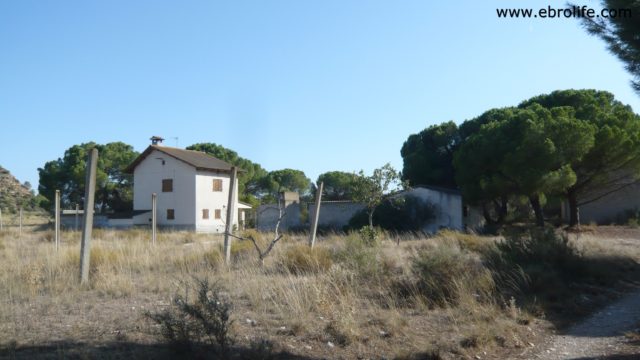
[309,182,323,248]
[223,167,238,264]
[55,190,60,251]
[79,148,98,285]
[151,193,157,246]
[75,203,79,231]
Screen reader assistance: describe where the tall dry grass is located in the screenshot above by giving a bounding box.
[1,224,638,358]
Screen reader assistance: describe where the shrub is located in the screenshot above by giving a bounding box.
[146,278,234,353]
[347,195,436,232]
[486,227,584,296]
[333,233,390,280]
[358,226,380,246]
[411,244,494,306]
[280,244,332,275]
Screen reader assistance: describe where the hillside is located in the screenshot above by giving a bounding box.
[0,165,35,212]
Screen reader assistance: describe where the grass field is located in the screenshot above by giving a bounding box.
[1,217,639,359]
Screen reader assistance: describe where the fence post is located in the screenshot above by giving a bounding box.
[309,182,323,248]
[75,203,79,231]
[79,148,98,285]
[223,167,238,264]
[0,208,3,231]
[55,190,60,251]
[151,193,157,246]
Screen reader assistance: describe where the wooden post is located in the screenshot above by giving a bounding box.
[223,167,238,264]
[79,148,98,285]
[151,193,157,246]
[55,190,60,251]
[309,182,323,248]
[75,203,79,231]
[0,208,3,231]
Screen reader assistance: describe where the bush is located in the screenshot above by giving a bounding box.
[487,227,584,295]
[280,244,333,275]
[411,244,494,306]
[146,278,233,353]
[347,195,436,232]
[333,233,390,280]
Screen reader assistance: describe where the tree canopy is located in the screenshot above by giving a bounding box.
[454,104,595,226]
[404,89,640,228]
[351,163,402,230]
[575,0,640,94]
[316,171,359,200]
[38,142,139,212]
[520,89,640,225]
[259,169,311,201]
[400,121,459,188]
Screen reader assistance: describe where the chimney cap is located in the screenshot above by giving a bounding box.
[150,136,164,145]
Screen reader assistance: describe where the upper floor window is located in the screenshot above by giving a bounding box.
[162,179,173,192]
[212,179,223,192]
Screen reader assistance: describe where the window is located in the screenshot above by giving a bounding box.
[212,179,223,192]
[167,209,175,220]
[214,209,222,219]
[162,179,173,192]
[202,209,209,219]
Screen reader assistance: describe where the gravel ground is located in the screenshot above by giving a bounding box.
[528,289,640,359]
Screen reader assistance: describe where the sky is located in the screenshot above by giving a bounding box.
[1,0,639,193]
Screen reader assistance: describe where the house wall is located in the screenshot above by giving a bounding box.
[562,183,640,224]
[256,203,302,231]
[307,201,365,230]
[404,187,463,233]
[132,149,196,229]
[194,170,237,233]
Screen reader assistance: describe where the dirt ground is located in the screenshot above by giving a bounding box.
[0,224,639,359]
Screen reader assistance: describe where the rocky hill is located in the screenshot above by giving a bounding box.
[0,166,35,212]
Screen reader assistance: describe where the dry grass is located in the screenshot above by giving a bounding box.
[0,220,639,359]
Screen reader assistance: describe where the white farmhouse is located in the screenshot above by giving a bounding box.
[125,136,250,233]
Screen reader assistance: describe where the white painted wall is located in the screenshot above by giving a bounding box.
[132,150,196,229]
[404,187,463,233]
[195,170,237,233]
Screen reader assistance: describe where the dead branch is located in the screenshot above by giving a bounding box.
[225,198,286,264]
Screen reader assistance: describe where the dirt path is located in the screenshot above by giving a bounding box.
[523,289,640,359]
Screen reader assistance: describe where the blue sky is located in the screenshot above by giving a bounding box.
[1,0,639,193]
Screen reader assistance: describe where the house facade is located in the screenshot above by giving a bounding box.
[126,137,249,233]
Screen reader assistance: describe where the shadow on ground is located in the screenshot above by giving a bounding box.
[0,341,318,360]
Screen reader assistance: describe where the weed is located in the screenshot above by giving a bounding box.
[280,244,332,274]
[145,278,234,353]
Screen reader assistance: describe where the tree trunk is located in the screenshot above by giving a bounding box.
[568,190,579,227]
[495,198,508,224]
[368,209,374,230]
[529,195,544,227]
[481,202,495,225]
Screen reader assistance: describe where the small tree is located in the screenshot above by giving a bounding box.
[351,163,403,231]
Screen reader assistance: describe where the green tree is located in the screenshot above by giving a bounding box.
[574,1,640,94]
[400,121,459,188]
[261,169,311,200]
[454,105,595,227]
[351,163,402,230]
[187,143,268,206]
[520,89,640,226]
[38,142,138,212]
[316,171,359,200]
